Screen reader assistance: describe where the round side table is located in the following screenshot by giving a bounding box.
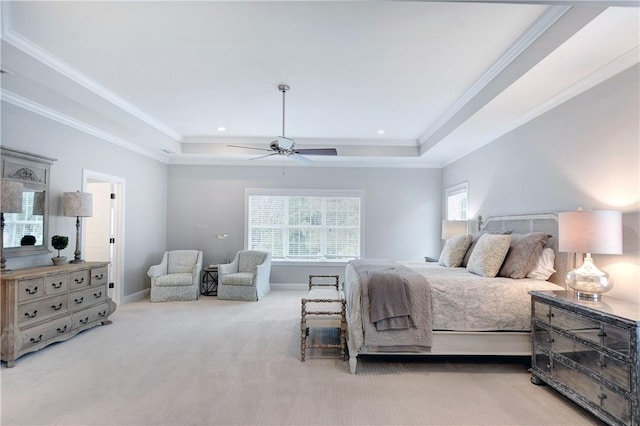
[201,265,218,296]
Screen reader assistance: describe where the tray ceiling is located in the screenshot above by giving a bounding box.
[1,1,638,167]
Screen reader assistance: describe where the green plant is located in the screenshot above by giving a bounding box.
[51,235,69,257]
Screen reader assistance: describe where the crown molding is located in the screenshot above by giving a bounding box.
[418,5,571,146]
[1,3,182,143]
[441,47,640,166]
[1,90,169,164]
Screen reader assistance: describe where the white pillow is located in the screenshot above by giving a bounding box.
[526,248,556,281]
[466,233,511,277]
[438,234,473,267]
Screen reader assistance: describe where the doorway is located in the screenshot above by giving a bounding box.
[83,170,125,305]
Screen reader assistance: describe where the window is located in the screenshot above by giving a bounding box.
[446,183,468,220]
[246,189,362,262]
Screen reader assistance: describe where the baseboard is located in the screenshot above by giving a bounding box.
[122,288,150,304]
[270,283,307,291]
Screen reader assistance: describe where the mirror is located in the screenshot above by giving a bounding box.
[1,147,56,258]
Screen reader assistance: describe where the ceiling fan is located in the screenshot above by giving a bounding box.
[229,84,337,164]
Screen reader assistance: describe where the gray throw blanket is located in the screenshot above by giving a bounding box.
[368,269,411,331]
[348,259,433,350]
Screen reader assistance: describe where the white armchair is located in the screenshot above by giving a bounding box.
[147,250,203,302]
[217,250,271,301]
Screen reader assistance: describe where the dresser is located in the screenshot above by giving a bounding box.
[1,262,116,367]
[530,291,639,426]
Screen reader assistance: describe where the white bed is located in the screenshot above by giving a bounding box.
[344,212,569,374]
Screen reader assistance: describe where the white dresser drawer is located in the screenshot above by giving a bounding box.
[69,285,107,312]
[44,273,68,296]
[69,270,91,289]
[90,266,108,286]
[72,303,112,328]
[21,316,73,350]
[18,295,68,326]
[18,278,44,302]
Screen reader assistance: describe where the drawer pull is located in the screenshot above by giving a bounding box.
[74,296,84,304]
[79,317,89,325]
[51,303,63,311]
[598,331,607,337]
[94,273,104,280]
[546,312,554,319]
[98,311,107,318]
[598,393,607,401]
[547,338,555,344]
[51,281,63,289]
[25,286,38,295]
[24,310,38,319]
[93,291,102,298]
[57,325,68,333]
[30,334,43,344]
[74,277,85,284]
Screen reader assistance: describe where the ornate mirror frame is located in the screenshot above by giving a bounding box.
[1,147,57,257]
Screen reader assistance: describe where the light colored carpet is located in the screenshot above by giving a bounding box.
[1,290,602,426]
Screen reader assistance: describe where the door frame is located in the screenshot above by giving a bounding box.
[82,169,126,305]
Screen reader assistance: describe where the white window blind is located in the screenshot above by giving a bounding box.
[247,192,361,262]
[446,183,468,221]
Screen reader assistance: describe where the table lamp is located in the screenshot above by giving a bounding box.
[63,191,93,264]
[558,209,622,301]
[1,178,24,273]
[442,220,468,240]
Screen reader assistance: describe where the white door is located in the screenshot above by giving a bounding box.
[83,171,125,305]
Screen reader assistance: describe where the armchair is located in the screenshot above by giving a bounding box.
[217,250,271,301]
[148,250,203,302]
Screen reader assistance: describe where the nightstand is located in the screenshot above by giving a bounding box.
[530,290,639,426]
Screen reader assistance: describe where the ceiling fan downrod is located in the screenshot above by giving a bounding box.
[278,84,289,138]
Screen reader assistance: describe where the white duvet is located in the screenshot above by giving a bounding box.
[345,261,564,353]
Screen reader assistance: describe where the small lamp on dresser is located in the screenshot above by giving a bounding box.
[558,209,622,301]
[1,178,24,273]
[63,191,93,264]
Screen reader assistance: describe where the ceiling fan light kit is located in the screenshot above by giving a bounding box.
[229,84,337,164]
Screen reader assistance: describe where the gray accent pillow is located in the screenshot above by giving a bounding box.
[462,231,486,267]
[498,232,549,279]
[466,233,511,277]
[438,234,473,267]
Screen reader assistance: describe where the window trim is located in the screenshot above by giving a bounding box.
[244,188,365,264]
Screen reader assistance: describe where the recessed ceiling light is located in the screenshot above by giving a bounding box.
[217,127,226,132]
[376,129,385,134]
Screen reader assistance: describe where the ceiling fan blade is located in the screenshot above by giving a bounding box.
[228,144,273,152]
[295,148,338,156]
[291,154,313,165]
[250,153,279,160]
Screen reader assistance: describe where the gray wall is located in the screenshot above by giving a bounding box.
[1,103,168,298]
[443,65,640,303]
[167,164,442,285]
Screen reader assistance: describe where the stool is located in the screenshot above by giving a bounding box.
[300,275,346,361]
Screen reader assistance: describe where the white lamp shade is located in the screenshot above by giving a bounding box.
[1,179,24,213]
[558,210,622,255]
[442,220,468,239]
[63,192,93,217]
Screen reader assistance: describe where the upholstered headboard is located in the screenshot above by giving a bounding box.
[480,212,568,287]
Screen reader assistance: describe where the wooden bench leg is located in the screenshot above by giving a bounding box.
[300,299,307,362]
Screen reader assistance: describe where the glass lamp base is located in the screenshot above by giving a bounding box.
[566,254,612,302]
